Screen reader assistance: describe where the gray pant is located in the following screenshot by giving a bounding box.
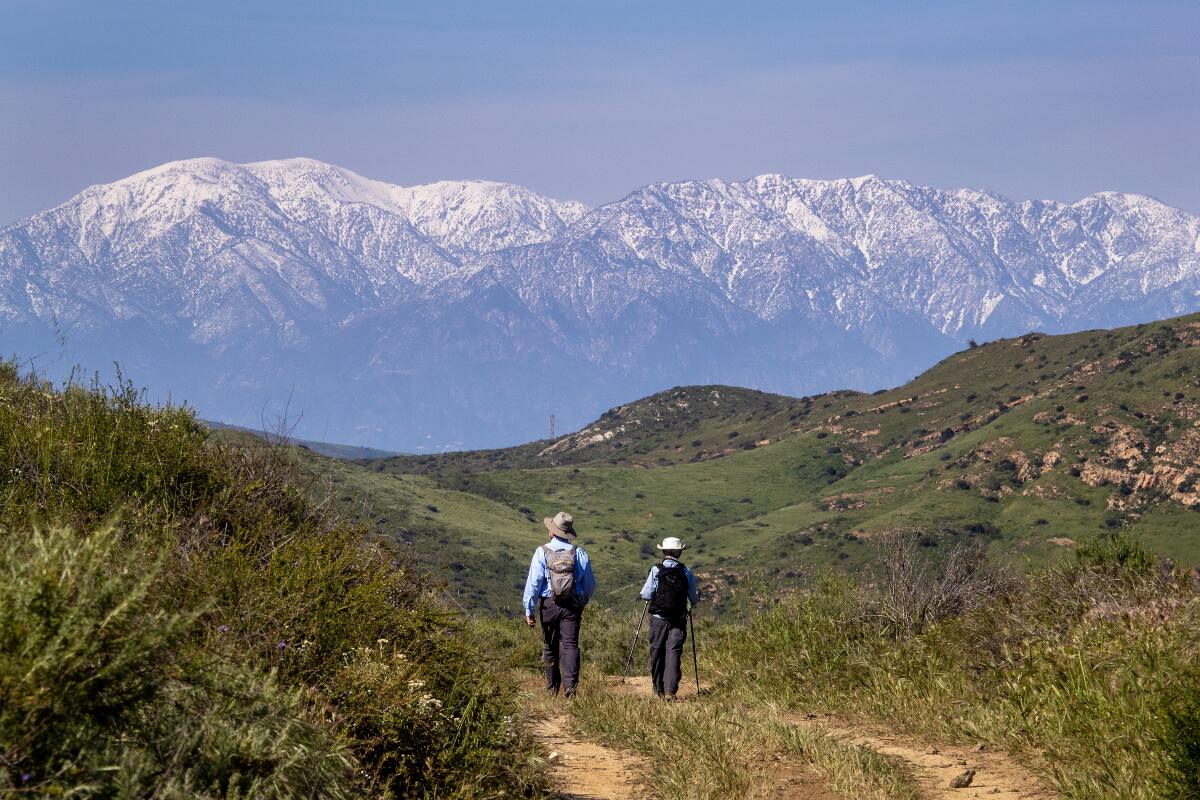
[539,597,582,694]
[648,615,688,696]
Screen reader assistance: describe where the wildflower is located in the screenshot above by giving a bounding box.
[407,679,425,690]
[277,640,287,651]
[21,774,30,784]
[218,625,229,634]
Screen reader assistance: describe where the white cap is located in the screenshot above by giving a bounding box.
[656,536,687,550]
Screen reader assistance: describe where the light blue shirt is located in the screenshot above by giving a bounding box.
[522,536,596,616]
[639,558,698,617]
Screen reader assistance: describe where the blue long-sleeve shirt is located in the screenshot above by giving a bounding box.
[522,537,595,616]
[639,558,698,618]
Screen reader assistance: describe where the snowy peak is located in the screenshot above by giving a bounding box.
[1,160,1197,449]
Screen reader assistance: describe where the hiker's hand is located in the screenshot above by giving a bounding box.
[525,616,535,628]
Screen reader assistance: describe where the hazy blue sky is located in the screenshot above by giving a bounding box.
[2,1,1197,223]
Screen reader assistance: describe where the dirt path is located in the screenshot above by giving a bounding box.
[531,714,645,800]
[609,677,844,800]
[526,675,1051,799]
[606,674,707,698]
[789,715,1056,799]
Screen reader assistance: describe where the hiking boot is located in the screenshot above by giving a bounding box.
[563,688,576,700]
[664,693,677,702]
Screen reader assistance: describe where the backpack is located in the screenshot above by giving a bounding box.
[542,544,577,605]
[648,562,689,620]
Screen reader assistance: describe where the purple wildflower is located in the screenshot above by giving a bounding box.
[218,625,229,634]
[21,773,30,784]
[277,640,287,651]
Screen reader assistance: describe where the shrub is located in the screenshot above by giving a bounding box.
[1160,679,1200,799]
[868,534,1012,637]
[0,524,355,797]
[0,364,546,797]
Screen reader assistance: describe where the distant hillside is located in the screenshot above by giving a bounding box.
[375,385,805,473]
[205,420,398,460]
[309,313,1200,612]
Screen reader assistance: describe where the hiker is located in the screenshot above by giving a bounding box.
[640,536,698,700]
[522,511,596,698]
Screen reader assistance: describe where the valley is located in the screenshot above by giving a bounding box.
[283,312,1200,614]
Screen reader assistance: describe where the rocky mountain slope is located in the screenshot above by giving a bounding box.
[2,159,1197,449]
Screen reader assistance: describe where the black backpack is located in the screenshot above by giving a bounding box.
[648,562,689,620]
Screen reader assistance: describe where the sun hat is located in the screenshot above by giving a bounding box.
[543,511,577,540]
[656,536,687,551]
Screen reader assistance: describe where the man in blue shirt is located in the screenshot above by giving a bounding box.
[639,536,698,700]
[523,511,596,698]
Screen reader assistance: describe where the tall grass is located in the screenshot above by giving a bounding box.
[713,535,1200,799]
[0,363,548,798]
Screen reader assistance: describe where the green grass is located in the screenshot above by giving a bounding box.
[707,538,1200,799]
[556,672,922,800]
[0,364,549,798]
[293,313,1200,616]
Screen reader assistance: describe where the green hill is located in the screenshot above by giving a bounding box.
[309,313,1199,613]
[0,366,546,797]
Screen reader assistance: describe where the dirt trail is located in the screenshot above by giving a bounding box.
[527,675,1051,799]
[531,714,645,800]
[606,674,707,698]
[609,677,843,800]
[789,715,1056,799]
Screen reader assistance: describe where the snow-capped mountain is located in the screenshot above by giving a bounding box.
[2,158,1197,450]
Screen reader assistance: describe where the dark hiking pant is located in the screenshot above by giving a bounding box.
[648,615,688,696]
[539,597,582,694]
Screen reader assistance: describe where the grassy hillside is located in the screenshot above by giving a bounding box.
[0,366,547,797]
[314,313,1200,613]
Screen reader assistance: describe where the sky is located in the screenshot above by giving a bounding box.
[1,0,1197,224]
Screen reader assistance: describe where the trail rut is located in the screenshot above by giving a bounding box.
[526,674,1053,799]
[531,714,645,800]
[789,715,1055,799]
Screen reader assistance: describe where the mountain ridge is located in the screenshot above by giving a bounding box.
[2,157,1197,450]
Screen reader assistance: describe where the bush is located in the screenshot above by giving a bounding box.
[868,534,1012,637]
[0,524,355,797]
[0,364,546,797]
[717,540,1200,799]
[1160,680,1200,800]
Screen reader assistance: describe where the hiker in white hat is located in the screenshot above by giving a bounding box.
[521,511,596,698]
[639,536,698,699]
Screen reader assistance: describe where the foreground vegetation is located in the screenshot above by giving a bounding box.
[479,535,1199,799]
[712,535,1200,799]
[0,364,547,797]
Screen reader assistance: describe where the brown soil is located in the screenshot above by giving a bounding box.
[529,675,1051,799]
[789,715,1057,799]
[766,763,849,800]
[605,674,709,699]
[531,715,646,800]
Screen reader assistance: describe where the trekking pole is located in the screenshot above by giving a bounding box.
[689,609,700,695]
[619,602,649,684]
